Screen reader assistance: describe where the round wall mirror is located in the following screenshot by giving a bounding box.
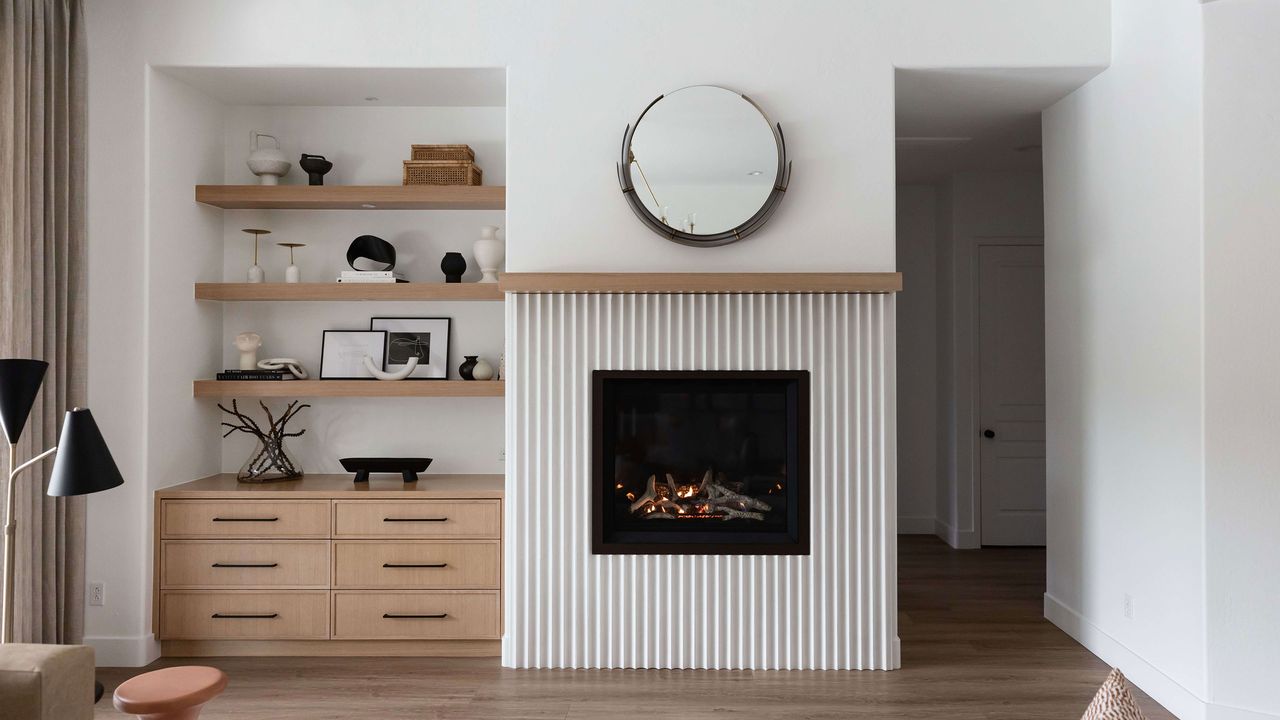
[617,85,791,247]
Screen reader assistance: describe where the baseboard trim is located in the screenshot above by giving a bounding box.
[1211,706,1280,720]
[84,633,160,667]
[933,518,979,549]
[1044,593,1211,720]
[897,515,935,534]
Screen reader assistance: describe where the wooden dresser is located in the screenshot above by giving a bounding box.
[153,474,502,657]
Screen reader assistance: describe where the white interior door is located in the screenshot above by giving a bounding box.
[977,243,1046,546]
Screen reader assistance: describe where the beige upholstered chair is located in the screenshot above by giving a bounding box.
[0,643,95,720]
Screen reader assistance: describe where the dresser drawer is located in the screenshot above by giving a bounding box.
[161,540,330,589]
[332,591,500,639]
[333,541,499,589]
[333,500,500,538]
[161,500,330,538]
[160,591,329,640]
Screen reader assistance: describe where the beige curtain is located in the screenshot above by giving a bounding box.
[0,0,88,644]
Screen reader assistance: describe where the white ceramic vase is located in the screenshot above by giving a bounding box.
[471,357,495,381]
[246,131,290,185]
[473,225,505,283]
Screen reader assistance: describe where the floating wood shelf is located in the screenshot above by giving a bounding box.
[499,272,903,294]
[193,380,504,398]
[195,184,505,210]
[195,282,504,302]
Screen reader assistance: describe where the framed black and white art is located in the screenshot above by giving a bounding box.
[370,317,451,379]
[320,330,387,379]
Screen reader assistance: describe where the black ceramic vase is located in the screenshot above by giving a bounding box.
[458,355,479,380]
[441,252,467,283]
[299,154,333,185]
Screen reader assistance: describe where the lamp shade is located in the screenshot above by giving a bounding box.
[47,408,124,497]
[0,359,48,444]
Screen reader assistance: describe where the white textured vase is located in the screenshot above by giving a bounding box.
[473,225,505,283]
[246,131,290,185]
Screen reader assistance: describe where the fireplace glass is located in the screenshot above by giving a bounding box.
[592,371,809,555]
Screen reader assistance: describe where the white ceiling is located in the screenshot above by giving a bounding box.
[156,66,506,107]
[895,67,1103,183]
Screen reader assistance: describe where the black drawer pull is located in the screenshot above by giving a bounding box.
[211,562,279,568]
[382,562,448,569]
[211,612,278,619]
[211,517,279,522]
[383,517,448,522]
[383,613,448,619]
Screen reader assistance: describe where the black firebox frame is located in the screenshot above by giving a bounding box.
[591,370,810,556]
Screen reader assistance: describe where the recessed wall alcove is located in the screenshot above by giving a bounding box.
[145,65,508,479]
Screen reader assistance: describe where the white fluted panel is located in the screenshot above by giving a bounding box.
[504,293,899,670]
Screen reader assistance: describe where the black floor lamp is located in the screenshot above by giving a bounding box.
[1,358,124,702]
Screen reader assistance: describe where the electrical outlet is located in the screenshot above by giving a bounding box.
[1123,593,1134,620]
[89,583,105,607]
[498,448,506,462]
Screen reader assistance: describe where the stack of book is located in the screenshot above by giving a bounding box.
[337,270,406,284]
[216,369,296,381]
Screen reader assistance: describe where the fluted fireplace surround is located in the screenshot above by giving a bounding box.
[503,279,899,670]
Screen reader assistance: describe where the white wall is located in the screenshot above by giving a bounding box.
[1202,2,1280,717]
[933,171,1044,548]
[895,185,937,533]
[84,0,1110,665]
[1042,0,1208,715]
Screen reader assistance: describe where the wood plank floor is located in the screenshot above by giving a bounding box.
[96,536,1175,719]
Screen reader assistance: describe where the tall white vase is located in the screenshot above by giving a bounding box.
[473,225,505,283]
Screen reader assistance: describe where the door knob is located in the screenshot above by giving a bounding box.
[983,429,995,439]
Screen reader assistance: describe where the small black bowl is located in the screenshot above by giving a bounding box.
[340,457,432,483]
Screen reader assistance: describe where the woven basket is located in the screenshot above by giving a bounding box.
[410,144,475,162]
[402,160,483,186]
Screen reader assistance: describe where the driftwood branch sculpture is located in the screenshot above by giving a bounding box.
[218,399,311,481]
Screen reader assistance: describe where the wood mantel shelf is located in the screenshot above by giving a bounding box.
[195,184,505,210]
[193,380,504,398]
[195,283,503,302]
[498,272,902,294]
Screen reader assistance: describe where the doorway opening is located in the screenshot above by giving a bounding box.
[894,67,1077,551]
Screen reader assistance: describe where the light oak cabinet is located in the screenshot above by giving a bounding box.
[154,474,502,657]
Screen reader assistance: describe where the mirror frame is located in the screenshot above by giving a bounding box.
[616,86,792,248]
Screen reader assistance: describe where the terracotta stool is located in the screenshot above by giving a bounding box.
[112,666,228,720]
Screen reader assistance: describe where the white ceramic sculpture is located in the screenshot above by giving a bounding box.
[246,131,290,185]
[257,357,309,379]
[234,332,262,370]
[473,225,505,283]
[362,355,419,381]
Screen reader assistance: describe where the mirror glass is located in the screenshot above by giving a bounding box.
[628,86,779,236]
